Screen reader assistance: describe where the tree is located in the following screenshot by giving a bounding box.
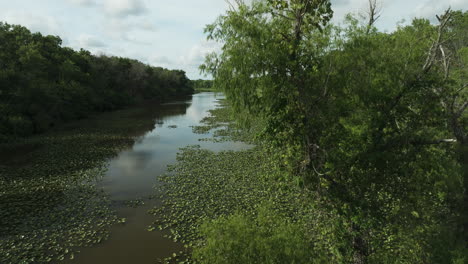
[0,22,194,139]
[202,1,466,262]
[432,9,468,247]
[203,0,333,174]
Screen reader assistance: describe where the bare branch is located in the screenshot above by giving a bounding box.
[423,8,452,73]
[439,45,451,80]
[456,101,468,118]
[365,0,382,34]
[280,32,292,41]
[409,138,458,146]
[455,83,467,94]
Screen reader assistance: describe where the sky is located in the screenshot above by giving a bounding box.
[0,0,467,79]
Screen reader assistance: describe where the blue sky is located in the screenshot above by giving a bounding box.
[0,0,466,79]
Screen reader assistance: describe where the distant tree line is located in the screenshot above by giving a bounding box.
[0,22,193,140]
[191,79,214,91]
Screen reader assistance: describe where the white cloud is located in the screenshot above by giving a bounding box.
[138,20,157,31]
[331,0,351,6]
[77,34,106,48]
[104,0,148,17]
[68,0,95,7]
[179,40,221,68]
[414,0,468,21]
[2,11,62,36]
[145,40,221,74]
[102,17,157,45]
[331,0,370,24]
[149,55,174,68]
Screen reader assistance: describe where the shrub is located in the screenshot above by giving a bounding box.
[193,204,316,264]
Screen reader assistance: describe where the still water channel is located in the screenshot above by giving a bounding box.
[69,92,247,263]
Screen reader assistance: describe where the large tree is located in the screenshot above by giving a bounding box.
[202,1,466,262]
[202,0,333,174]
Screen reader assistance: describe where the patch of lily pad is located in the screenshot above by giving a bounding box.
[125,198,146,208]
[0,105,162,263]
[191,102,257,144]
[150,100,314,263]
[190,100,232,136]
[150,146,273,243]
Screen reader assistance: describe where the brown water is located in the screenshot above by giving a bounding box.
[67,92,248,264]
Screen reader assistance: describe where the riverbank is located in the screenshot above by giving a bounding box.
[150,101,331,263]
[1,92,251,264]
[194,88,217,93]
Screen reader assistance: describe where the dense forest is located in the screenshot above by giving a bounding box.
[0,22,193,141]
[194,0,467,263]
[192,79,214,91]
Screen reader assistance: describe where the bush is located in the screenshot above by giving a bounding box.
[193,204,316,264]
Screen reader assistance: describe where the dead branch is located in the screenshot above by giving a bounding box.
[365,0,382,34]
[411,138,457,145]
[439,45,451,80]
[423,8,452,73]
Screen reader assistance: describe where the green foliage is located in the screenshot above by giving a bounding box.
[201,0,336,173]
[152,101,345,264]
[0,22,194,140]
[201,1,467,263]
[193,204,314,264]
[150,145,273,244]
[192,79,215,92]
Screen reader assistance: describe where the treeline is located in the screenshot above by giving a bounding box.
[200,1,467,263]
[0,22,193,140]
[191,79,214,91]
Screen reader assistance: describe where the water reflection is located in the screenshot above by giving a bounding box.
[99,92,246,201]
[72,92,250,264]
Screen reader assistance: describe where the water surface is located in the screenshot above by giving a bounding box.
[70,92,247,264]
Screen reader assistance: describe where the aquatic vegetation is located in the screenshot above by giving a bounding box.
[150,101,319,263]
[191,101,231,135]
[0,105,161,263]
[191,125,212,134]
[0,172,120,263]
[151,146,272,243]
[191,102,257,144]
[125,198,146,208]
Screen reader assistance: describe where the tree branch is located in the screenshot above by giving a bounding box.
[271,11,294,20]
[365,0,382,34]
[439,45,451,80]
[411,138,457,145]
[423,8,452,73]
[456,101,468,118]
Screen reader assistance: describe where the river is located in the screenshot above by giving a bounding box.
[66,92,247,264]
